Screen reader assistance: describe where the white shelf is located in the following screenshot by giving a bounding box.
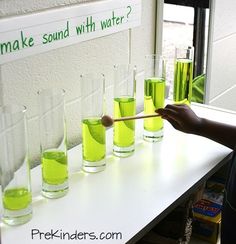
[1,103,235,244]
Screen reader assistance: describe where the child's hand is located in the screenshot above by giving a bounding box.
[157,104,203,135]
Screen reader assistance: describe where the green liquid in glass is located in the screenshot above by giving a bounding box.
[42,151,68,185]
[114,97,136,147]
[82,118,105,162]
[3,188,32,211]
[173,58,193,103]
[144,78,165,131]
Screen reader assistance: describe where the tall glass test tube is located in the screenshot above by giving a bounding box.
[173,46,193,104]
[144,55,166,142]
[0,105,32,225]
[38,88,69,199]
[113,64,136,157]
[80,73,106,173]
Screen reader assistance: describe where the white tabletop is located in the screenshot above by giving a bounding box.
[1,103,236,244]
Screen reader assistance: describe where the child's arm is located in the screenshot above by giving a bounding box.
[157,104,236,149]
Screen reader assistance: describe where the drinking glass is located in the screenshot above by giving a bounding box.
[113,64,136,157]
[143,55,166,142]
[0,105,32,225]
[173,46,194,104]
[80,73,106,173]
[38,88,69,198]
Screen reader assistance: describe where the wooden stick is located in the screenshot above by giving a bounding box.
[114,113,160,122]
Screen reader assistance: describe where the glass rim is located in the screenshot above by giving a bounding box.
[80,72,105,79]
[37,87,65,97]
[175,45,194,51]
[0,104,27,115]
[113,63,137,70]
[145,54,165,59]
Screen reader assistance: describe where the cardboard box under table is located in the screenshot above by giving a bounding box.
[192,199,221,244]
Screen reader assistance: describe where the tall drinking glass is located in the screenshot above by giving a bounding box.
[173,46,193,104]
[38,88,69,198]
[144,55,166,142]
[113,64,136,157]
[80,73,106,173]
[0,105,32,225]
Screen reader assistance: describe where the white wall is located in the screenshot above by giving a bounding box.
[206,0,236,111]
[0,0,100,17]
[0,0,158,166]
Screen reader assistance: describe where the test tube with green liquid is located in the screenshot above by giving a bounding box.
[173,46,193,104]
[81,73,106,173]
[113,64,136,157]
[143,55,166,142]
[0,105,32,225]
[38,88,69,198]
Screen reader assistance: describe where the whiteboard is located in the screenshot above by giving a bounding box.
[0,0,141,64]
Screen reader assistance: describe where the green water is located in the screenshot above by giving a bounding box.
[113,97,136,148]
[42,150,68,185]
[144,78,165,131]
[3,188,32,211]
[82,118,106,162]
[173,58,193,103]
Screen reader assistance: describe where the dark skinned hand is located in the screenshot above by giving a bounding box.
[157,104,236,149]
[157,104,203,135]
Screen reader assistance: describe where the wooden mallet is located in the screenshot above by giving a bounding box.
[101,113,160,127]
